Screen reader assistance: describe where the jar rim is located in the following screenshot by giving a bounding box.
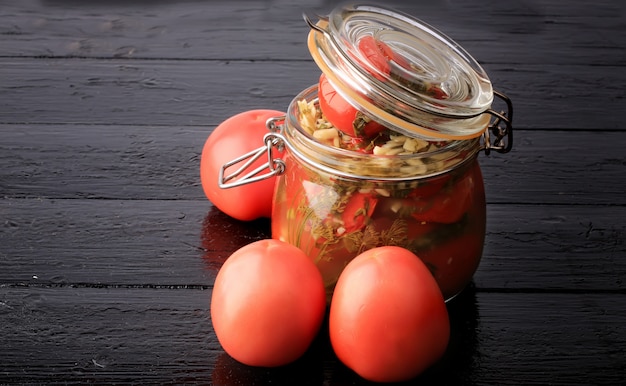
[306,4,494,140]
[283,85,481,181]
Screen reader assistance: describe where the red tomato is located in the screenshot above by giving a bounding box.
[341,191,377,233]
[357,36,412,78]
[200,109,284,221]
[210,239,327,367]
[411,162,483,224]
[358,35,391,78]
[419,229,484,299]
[329,246,450,383]
[358,36,449,100]
[409,173,452,199]
[318,73,385,138]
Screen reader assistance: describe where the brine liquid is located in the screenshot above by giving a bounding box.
[272,153,486,301]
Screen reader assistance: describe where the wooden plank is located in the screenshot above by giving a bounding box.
[1,199,624,291]
[0,286,220,384]
[0,124,209,200]
[477,204,626,292]
[0,199,267,286]
[0,57,620,132]
[0,59,318,127]
[1,124,624,205]
[0,0,623,66]
[0,58,624,130]
[465,292,626,385]
[0,286,624,384]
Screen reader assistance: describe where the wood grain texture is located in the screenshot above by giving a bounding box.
[1,125,624,204]
[1,287,624,385]
[1,199,624,290]
[0,0,625,384]
[1,0,624,66]
[1,59,625,130]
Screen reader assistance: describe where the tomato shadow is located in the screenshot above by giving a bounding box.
[200,205,271,275]
[211,348,325,386]
[420,283,481,384]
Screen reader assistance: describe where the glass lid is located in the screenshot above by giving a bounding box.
[306,4,494,140]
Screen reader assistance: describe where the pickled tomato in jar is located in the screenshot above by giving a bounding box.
[220,4,513,302]
[271,87,488,301]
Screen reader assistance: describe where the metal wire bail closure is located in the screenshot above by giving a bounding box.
[482,90,514,155]
[218,116,286,189]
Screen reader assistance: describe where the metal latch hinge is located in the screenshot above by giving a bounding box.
[483,90,513,155]
[218,116,286,189]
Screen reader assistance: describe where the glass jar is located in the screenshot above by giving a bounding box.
[219,4,513,302]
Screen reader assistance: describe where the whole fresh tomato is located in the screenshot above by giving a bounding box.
[200,109,284,221]
[329,246,450,383]
[210,239,327,367]
[318,73,385,138]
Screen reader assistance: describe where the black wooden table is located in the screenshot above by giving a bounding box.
[1,0,625,384]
